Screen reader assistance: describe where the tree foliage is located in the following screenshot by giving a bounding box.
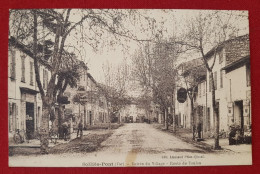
[100,62,132,115]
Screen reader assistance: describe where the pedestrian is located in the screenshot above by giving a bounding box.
[77,120,83,138]
[234,130,241,145]
[62,121,69,141]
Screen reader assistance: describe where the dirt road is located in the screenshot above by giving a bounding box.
[99,123,204,154]
[9,123,252,167]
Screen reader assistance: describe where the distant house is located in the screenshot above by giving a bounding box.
[85,73,109,125]
[120,103,146,123]
[64,68,109,128]
[175,58,207,130]
[62,61,89,129]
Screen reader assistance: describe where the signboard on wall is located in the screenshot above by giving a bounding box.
[227,102,233,117]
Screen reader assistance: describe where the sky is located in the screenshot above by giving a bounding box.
[75,9,249,84]
[58,9,249,99]
[8,9,249,99]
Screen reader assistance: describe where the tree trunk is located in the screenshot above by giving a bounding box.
[84,105,86,128]
[172,91,176,133]
[40,99,50,154]
[165,108,168,130]
[107,108,111,129]
[190,100,195,141]
[209,72,221,149]
[58,103,63,138]
[214,106,220,149]
[172,107,176,133]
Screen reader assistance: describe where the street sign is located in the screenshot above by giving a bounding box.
[177,88,187,103]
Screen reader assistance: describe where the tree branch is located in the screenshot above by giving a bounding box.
[32,10,45,97]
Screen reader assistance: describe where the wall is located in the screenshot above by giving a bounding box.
[225,64,251,129]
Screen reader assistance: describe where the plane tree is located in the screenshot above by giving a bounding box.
[9,9,155,153]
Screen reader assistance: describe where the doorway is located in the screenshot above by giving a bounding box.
[235,100,244,134]
[89,111,92,125]
[26,102,34,139]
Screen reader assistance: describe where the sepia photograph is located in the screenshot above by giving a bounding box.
[7,9,252,167]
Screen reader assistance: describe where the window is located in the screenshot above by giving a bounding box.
[43,69,46,89]
[8,103,12,132]
[9,103,17,132]
[99,112,102,122]
[43,69,48,89]
[214,71,217,90]
[30,62,34,85]
[246,63,251,87]
[219,49,223,64]
[220,70,223,88]
[198,84,201,98]
[209,76,212,92]
[21,55,26,82]
[10,49,16,80]
[203,82,206,96]
[46,70,49,87]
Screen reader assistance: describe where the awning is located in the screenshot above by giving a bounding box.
[20,87,39,95]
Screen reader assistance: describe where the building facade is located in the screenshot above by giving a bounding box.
[64,68,109,129]
[174,34,251,139]
[8,43,51,140]
[205,34,250,136]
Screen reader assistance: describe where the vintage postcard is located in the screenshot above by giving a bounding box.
[8,9,251,167]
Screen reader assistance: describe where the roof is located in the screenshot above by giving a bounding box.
[179,58,207,78]
[222,55,250,72]
[9,37,89,71]
[204,34,249,59]
[179,57,204,70]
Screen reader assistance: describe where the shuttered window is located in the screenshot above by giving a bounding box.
[9,103,17,132]
[214,71,217,90]
[21,55,26,82]
[10,49,16,80]
[219,50,223,64]
[220,70,223,88]
[209,76,212,92]
[43,69,48,89]
[246,63,251,87]
[30,62,34,85]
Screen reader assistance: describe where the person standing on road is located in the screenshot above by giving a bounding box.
[77,120,83,138]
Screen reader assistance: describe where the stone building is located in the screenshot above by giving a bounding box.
[64,68,109,129]
[174,34,250,139]
[175,58,206,130]
[205,34,250,136]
